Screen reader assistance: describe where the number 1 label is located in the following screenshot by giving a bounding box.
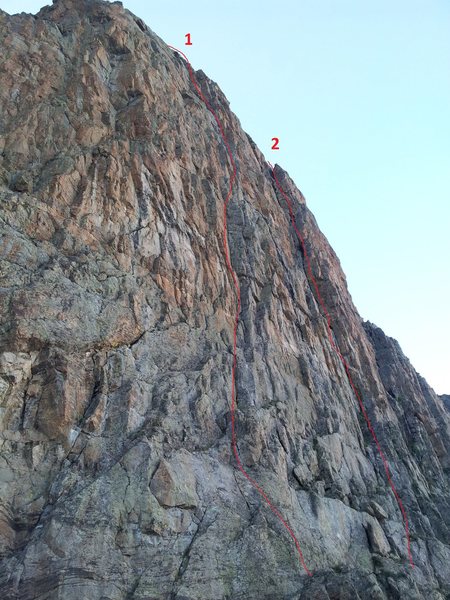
[185,33,192,46]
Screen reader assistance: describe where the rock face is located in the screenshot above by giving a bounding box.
[0,1,449,598]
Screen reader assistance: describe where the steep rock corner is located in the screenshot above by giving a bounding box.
[0,1,449,599]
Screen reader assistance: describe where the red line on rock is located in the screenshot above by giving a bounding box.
[270,163,414,569]
[168,45,313,577]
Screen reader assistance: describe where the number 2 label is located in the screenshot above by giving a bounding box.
[271,137,280,150]
[185,33,192,46]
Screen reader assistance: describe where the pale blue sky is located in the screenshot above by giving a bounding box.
[4,0,450,394]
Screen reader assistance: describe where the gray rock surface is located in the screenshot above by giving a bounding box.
[0,1,449,598]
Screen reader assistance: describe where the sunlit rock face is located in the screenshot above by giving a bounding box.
[0,1,449,598]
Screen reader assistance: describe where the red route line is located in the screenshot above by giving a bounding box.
[168,45,313,577]
[269,163,414,569]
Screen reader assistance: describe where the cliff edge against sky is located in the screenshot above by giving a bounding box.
[0,1,449,598]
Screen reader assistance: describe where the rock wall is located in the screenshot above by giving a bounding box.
[0,1,449,598]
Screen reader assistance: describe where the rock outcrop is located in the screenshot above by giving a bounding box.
[0,1,449,598]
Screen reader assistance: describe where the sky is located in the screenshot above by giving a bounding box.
[3,0,450,394]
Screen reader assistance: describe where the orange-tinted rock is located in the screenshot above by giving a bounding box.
[0,1,449,599]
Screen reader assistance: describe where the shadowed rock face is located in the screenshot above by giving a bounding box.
[0,1,449,598]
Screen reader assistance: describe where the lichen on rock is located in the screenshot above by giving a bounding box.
[0,1,449,599]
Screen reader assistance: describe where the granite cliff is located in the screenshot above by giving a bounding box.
[0,1,449,598]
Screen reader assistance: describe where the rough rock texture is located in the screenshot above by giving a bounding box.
[0,1,449,599]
